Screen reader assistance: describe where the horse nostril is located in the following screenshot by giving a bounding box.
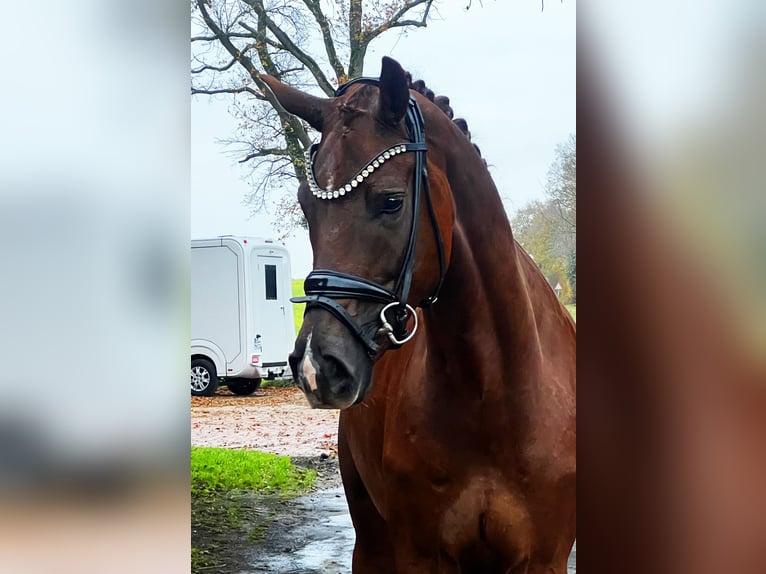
[320,353,352,382]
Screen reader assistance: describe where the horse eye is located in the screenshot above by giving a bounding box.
[382,195,404,214]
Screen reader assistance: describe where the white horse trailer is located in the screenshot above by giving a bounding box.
[191,236,295,396]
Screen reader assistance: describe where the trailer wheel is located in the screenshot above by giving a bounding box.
[226,379,261,396]
[191,358,219,396]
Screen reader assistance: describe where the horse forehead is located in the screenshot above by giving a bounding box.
[315,128,371,177]
[326,85,379,132]
[317,116,381,173]
[327,101,376,138]
[337,82,377,109]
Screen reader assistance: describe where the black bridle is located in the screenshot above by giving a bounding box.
[291,77,446,356]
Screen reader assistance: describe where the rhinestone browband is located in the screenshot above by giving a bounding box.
[306,143,410,200]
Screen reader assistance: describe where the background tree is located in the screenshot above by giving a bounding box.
[511,133,576,303]
[567,249,576,303]
[511,200,573,302]
[545,132,576,237]
[191,0,436,234]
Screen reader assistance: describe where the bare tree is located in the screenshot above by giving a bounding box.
[192,0,436,235]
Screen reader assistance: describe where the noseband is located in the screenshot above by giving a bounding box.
[291,77,446,356]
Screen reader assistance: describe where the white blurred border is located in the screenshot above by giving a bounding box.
[0,1,190,571]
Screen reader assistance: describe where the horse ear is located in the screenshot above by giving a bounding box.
[260,75,328,131]
[377,57,409,126]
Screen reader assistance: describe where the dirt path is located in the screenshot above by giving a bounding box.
[192,386,339,457]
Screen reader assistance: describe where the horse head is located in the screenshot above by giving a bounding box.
[262,57,455,409]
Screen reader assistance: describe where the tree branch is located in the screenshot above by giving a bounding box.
[300,0,346,82]
[191,32,254,42]
[276,66,305,77]
[191,86,265,99]
[240,0,336,96]
[191,58,238,74]
[348,0,363,76]
[253,23,298,96]
[248,14,313,181]
[239,147,289,163]
[364,0,434,43]
[195,0,313,151]
[260,36,286,51]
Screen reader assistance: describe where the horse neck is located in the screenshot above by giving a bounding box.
[422,139,542,382]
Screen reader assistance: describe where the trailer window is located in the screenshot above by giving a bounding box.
[265,264,278,300]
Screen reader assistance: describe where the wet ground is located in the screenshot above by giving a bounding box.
[243,486,354,573]
[243,485,576,573]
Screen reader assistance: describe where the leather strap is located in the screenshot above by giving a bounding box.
[302,269,397,304]
[291,295,382,355]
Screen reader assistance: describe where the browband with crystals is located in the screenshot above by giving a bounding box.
[306,142,410,200]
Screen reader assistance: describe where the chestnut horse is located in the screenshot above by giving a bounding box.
[263,56,575,573]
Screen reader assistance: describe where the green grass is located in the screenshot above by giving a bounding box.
[191,546,218,572]
[191,447,316,497]
[292,278,305,334]
[191,448,316,572]
[260,377,297,389]
[565,304,576,322]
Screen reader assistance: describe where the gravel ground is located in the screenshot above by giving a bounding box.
[191,385,339,457]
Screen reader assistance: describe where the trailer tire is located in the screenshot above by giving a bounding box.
[226,379,261,396]
[191,358,219,396]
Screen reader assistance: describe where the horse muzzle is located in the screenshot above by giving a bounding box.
[289,331,373,410]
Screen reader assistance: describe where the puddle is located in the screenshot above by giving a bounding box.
[242,487,354,574]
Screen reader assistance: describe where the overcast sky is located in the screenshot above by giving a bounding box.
[191,0,576,277]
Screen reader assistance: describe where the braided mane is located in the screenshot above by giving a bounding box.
[404,72,486,165]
